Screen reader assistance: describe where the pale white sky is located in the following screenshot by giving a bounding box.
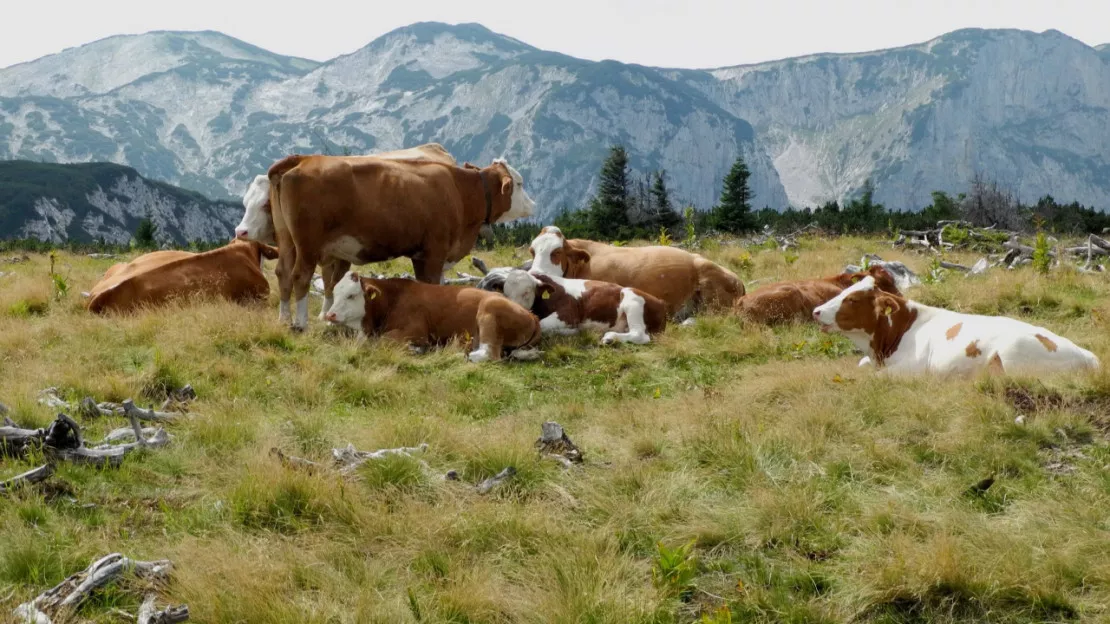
[2,0,1107,70]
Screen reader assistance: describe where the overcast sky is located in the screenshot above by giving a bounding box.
[2,0,1107,70]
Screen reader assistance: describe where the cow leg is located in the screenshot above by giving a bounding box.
[468,305,504,363]
[275,244,297,323]
[290,252,318,331]
[319,258,351,320]
[602,290,651,345]
[413,250,448,284]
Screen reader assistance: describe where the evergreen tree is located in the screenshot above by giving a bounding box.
[646,170,681,231]
[589,145,632,238]
[709,155,756,234]
[134,217,157,248]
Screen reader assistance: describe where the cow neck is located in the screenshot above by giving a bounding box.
[478,170,493,225]
[870,304,919,366]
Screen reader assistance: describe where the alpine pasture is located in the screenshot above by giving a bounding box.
[2,236,1109,623]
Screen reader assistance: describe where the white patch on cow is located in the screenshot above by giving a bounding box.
[814,275,876,330]
[539,313,578,336]
[556,276,588,299]
[235,175,275,244]
[858,356,873,367]
[318,294,334,321]
[321,235,366,264]
[326,272,367,332]
[467,343,493,363]
[528,230,565,277]
[492,159,535,223]
[601,289,651,345]
[503,270,537,310]
[279,299,291,323]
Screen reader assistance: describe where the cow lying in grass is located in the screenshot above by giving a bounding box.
[86,239,278,314]
[813,275,1101,375]
[734,264,900,325]
[527,226,743,317]
[492,269,667,345]
[325,272,541,363]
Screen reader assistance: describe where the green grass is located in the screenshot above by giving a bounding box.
[1,238,1109,622]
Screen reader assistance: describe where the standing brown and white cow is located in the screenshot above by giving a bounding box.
[267,154,535,330]
[234,143,458,320]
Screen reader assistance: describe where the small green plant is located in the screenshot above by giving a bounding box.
[48,250,68,300]
[652,540,698,599]
[610,240,627,247]
[700,605,733,624]
[658,227,673,247]
[1032,231,1052,275]
[784,250,799,265]
[683,206,697,247]
[922,256,944,285]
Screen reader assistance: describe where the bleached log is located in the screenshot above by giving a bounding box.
[332,443,428,475]
[535,421,583,466]
[269,447,322,473]
[95,426,160,446]
[38,388,69,410]
[0,464,55,494]
[969,258,990,275]
[122,399,177,423]
[1,423,45,456]
[137,594,190,624]
[15,553,174,622]
[476,466,517,494]
[939,261,970,272]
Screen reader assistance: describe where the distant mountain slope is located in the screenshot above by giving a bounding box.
[0,22,1108,228]
[0,160,239,243]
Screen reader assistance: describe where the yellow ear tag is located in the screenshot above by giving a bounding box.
[541,291,550,300]
[883,305,892,316]
[370,291,378,300]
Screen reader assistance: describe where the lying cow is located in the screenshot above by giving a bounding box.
[324,272,541,363]
[735,264,899,325]
[527,226,743,317]
[87,239,278,314]
[234,143,458,321]
[490,269,667,344]
[813,275,1101,375]
[270,155,535,330]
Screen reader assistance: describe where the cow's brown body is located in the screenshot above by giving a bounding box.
[86,240,278,314]
[535,236,744,316]
[269,155,529,329]
[734,264,900,325]
[343,277,540,361]
[530,274,667,337]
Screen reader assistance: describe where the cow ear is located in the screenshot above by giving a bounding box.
[875,294,901,318]
[463,162,479,170]
[260,243,279,260]
[500,174,513,195]
[537,283,555,300]
[565,248,591,275]
[362,282,381,300]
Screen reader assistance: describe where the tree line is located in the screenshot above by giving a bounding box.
[484,146,1110,247]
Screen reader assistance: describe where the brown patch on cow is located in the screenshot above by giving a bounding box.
[946,323,963,340]
[965,340,982,358]
[987,353,1005,374]
[1035,334,1058,352]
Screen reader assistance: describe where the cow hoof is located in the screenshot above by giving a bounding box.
[601,332,619,345]
[467,350,490,363]
[290,324,306,334]
[409,345,428,356]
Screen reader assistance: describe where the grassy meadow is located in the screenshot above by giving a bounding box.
[1,235,1110,623]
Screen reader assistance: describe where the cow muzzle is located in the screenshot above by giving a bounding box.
[235,228,249,239]
[325,312,338,323]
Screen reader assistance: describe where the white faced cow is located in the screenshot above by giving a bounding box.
[813,275,1101,375]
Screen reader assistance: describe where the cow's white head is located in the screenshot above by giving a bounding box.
[324,271,381,332]
[503,269,540,310]
[528,226,591,278]
[491,158,535,223]
[235,175,276,244]
[814,275,908,336]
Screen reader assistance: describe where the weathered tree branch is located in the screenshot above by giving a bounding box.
[476,467,516,494]
[0,464,55,494]
[470,257,490,276]
[332,443,429,475]
[137,594,190,624]
[269,447,322,473]
[535,421,583,467]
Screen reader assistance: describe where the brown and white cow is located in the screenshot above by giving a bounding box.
[527,226,743,318]
[86,239,278,314]
[270,155,534,330]
[324,272,541,362]
[496,269,667,344]
[234,143,459,320]
[734,264,900,325]
[813,275,1101,375]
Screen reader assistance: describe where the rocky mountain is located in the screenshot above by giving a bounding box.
[1,23,1108,241]
[0,161,240,244]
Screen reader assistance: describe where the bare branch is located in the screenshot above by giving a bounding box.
[138,594,190,624]
[476,467,516,494]
[0,464,55,494]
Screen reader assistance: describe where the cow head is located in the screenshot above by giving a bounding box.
[814,275,917,364]
[833,264,901,296]
[235,174,276,244]
[325,271,383,332]
[502,269,559,311]
[486,158,535,223]
[528,226,591,278]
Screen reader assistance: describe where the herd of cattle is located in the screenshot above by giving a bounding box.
[83,144,1101,376]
